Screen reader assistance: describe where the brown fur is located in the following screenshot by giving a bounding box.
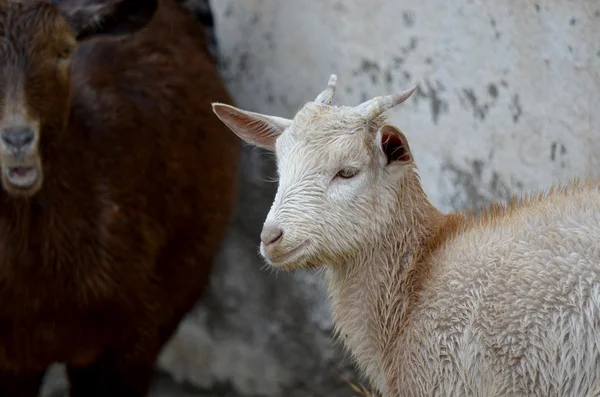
[405,176,600,318]
[437,176,600,246]
[0,0,239,396]
[465,176,598,224]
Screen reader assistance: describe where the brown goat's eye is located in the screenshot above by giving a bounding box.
[57,48,71,59]
[336,168,359,179]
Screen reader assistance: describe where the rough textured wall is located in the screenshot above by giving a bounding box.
[41,0,600,396]
[210,0,600,213]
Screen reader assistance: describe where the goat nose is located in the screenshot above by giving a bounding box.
[261,225,283,247]
[1,127,35,150]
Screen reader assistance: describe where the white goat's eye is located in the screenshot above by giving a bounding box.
[336,168,359,179]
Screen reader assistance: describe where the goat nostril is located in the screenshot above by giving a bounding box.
[261,226,283,246]
[1,128,35,149]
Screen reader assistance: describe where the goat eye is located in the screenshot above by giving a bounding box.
[336,168,359,179]
[57,48,71,59]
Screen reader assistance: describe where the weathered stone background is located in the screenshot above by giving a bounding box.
[42,0,600,396]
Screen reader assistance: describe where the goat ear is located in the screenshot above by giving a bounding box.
[57,0,158,41]
[376,124,413,166]
[212,103,292,150]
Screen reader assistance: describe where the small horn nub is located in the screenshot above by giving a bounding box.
[314,74,338,105]
[354,85,417,120]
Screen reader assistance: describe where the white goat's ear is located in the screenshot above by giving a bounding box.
[376,124,413,166]
[212,103,292,150]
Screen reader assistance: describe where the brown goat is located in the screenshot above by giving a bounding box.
[0,0,239,395]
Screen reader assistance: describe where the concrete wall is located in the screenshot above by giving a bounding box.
[211,0,600,213]
[42,0,600,396]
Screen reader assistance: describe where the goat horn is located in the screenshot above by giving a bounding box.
[314,74,338,105]
[354,85,418,119]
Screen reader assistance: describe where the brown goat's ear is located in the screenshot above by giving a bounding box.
[376,124,413,166]
[57,0,158,41]
[212,103,292,150]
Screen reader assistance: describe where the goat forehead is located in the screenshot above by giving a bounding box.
[277,136,369,177]
[278,105,367,158]
[0,3,66,46]
[276,138,320,174]
[291,104,366,139]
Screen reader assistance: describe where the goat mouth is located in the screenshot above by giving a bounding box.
[4,165,39,188]
[266,240,310,266]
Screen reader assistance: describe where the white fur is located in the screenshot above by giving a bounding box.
[326,186,600,396]
[212,76,600,396]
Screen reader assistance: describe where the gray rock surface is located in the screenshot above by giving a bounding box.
[41,0,600,396]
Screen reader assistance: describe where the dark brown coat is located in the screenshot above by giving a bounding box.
[0,0,239,395]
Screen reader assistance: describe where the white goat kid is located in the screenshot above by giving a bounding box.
[212,75,600,397]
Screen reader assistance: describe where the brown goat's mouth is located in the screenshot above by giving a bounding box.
[5,166,39,188]
[1,158,43,196]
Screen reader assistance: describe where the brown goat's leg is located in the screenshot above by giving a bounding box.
[0,370,45,397]
[66,353,155,397]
